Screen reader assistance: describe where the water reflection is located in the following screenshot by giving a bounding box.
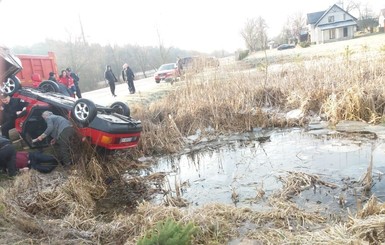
[152,128,385,212]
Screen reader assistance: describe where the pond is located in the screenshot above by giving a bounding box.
[150,124,385,216]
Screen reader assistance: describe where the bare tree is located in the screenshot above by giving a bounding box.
[156,28,172,64]
[336,0,361,14]
[240,17,268,52]
[288,12,305,43]
[133,45,149,78]
[338,1,378,32]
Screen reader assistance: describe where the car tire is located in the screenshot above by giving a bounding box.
[39,80,72,96]
[110,101,130,117]
[2,75,21,96]
[71,98,97,125]
[155,79,160,83]
[39,80,60,92]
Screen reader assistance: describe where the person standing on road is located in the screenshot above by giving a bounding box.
[104,65,118,97]
[33,111,75,166]
[122,63,135,94]
[48,71,57,82]
[0,93,29,139]
[58,70,75,98]
[0,135,17,177]
[66,68,82,98]
[176,56,183,77]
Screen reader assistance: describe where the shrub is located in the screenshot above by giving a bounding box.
[299,41,311,48]
[236,49,249,60]
[138,218,197,245]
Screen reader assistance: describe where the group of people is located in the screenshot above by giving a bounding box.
[104,63,135,97]
[48,68,82,98]
[0,62,137,176]
[0,92,76,176]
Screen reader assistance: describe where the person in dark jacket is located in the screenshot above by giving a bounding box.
[33,111,75,166]
[122,63,135,94]
[0,93,29,139]
[104,65,118,97]
[66,68,82,98]
[16,151,58,173]
[48,71,57,82]
[0,136,16,176]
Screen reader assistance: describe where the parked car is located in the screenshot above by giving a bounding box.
[1,46,142,151]
[277,44,296,50]
[154,63,179,83]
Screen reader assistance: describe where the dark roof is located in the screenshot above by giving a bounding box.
[307,11,325,25]
[307,4,357,26]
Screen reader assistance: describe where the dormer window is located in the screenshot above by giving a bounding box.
[328,16,334,22]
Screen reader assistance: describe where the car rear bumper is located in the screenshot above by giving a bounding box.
[78,127,141,149]
[84,116,142,149]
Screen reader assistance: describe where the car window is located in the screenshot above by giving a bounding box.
[159,64,176,71]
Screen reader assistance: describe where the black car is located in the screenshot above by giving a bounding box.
[277,44,296,50]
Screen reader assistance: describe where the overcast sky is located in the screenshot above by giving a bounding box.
[0,0,384,53]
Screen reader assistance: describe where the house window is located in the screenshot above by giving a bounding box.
[329,29,336,39]
[343,27,348,37]
[328,16,334,23]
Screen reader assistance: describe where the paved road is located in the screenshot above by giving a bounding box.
[82,76,177,106]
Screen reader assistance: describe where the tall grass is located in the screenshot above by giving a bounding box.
[135,47,385,155]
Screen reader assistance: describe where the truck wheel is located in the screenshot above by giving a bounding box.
[71,99,97,125]
[2,75,21,96]
[110,101,130,117]
[39,80,60,93]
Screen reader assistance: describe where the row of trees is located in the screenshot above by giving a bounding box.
[12,33,230,93]
[12,39,198,92]
[240,0,381,52]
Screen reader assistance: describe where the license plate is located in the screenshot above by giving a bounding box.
[120,137,133,143]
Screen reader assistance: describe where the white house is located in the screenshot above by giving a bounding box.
[307,4,357,44]
[379,9,385,29]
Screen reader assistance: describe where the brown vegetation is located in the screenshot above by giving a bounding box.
[1,36,385,244]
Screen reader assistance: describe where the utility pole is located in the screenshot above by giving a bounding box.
[79,15,87,45]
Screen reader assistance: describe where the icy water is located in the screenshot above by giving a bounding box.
[152,127,385,214]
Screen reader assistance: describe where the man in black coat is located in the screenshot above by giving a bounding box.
[0,136,16,176]
[122,63,136,94]
[104,65,118,97]
[0,93,28,139]
[66,68,82,98]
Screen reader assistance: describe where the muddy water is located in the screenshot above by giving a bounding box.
[152,128,385,214]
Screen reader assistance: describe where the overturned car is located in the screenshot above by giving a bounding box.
[1,46,142,150]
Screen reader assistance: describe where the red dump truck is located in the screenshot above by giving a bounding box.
[15,52,58,87]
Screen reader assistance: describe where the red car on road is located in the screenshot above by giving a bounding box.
[154,63,179,83]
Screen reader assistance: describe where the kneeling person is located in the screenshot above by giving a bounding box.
[33,111,75,166]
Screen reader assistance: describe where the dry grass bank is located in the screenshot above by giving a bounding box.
[136,36,385,155]
[1,35,385,244]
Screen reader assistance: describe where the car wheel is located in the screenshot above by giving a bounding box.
[38,80,60,93]
[39,80,72,96]
[155,79,160,83]
[110,101,130,117]
[2,75,21,96]
[71,98,97,125]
